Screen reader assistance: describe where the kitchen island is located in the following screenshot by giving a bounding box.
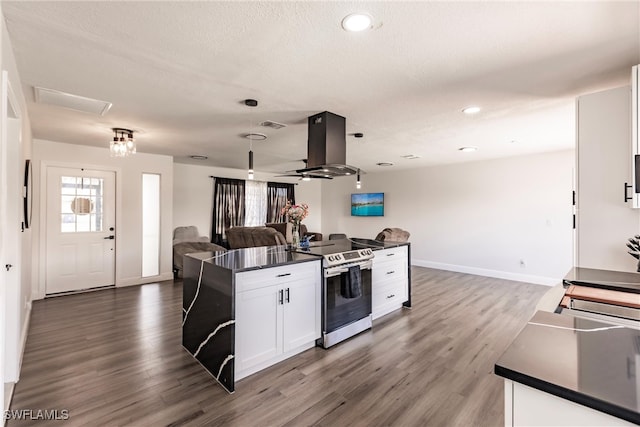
[495,268,640,426]
[182,238,412,393]
[182,246,321,393]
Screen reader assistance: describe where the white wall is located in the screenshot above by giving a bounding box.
[173,163,322,239]
[32,139,174,297]
[321,150,575,285]
[2,13,33,389]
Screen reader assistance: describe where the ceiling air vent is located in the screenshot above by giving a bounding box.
[34,87,112,116]
[260,120,287,130]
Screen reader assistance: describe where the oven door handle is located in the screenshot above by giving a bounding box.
[325,260,373,277]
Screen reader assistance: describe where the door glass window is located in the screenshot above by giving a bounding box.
[60,176,104,232]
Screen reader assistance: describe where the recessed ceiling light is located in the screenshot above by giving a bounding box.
[342,13,373,32]
[244,133,267,141]
[462,106,481,114]
[458,146,478,152]
[401,154,421,160]
[190,155,208,160]
[376,162,394,167]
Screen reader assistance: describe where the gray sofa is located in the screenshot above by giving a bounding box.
[374,227,410,242]
[173,226,225,278]
[225,226,287,249]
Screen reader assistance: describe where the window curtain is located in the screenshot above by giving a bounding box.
[266,182,295,223]
[244,180,267,226]
[211,178,245,245]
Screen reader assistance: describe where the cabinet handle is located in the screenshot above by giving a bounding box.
[285,288,290,303]
[278,289,284,305]
[625,182,633,202]
[386,270,395,275]
[386,294,395,299]
[386,253,395,257]
[276,273,291,278]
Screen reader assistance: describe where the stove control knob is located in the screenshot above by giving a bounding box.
[335,254,342,260]
[328,256,334,261]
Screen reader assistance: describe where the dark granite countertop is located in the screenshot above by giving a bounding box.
[495,310,640,424]
[564,267,640,294]
[186,245,320,272]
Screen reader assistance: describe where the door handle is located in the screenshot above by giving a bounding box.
[104,235,115,240]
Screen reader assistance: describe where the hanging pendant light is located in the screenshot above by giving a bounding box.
[245,99,258,180]
[356,168,362,189]
[109,128,136,157]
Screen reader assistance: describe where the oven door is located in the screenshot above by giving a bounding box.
[323,260,372,333]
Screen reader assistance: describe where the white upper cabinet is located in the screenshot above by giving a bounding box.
[576,85,638,272]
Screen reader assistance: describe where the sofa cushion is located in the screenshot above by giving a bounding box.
[173,225,209,245]
[375,227,410,242]
[226,226,287,249]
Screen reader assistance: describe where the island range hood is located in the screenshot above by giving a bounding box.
[284,111,360,179]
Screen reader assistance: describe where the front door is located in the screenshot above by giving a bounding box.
[46,167,115,294]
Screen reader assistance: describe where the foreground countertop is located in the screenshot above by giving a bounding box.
[186,245,319,272]
[495,310,640,424]
[564,267,640,294]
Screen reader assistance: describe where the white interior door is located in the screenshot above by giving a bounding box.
[1,70,22,413]
[46,167,115,294]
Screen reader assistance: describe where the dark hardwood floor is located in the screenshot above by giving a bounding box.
[8,267,548,426]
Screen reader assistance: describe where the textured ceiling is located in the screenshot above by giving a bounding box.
[2,1,639,175]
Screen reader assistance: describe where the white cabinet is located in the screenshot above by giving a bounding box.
[576,86,638,272]
[235,261,320,380]
[504,380,634,426]
[372,246,408,320]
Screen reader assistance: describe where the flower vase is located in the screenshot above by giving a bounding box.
[292,223,300,248]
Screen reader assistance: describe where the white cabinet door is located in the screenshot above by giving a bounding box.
[282,278,320,352]
[235,260,321,378]
[235,284,282,373]
[372,247,409,319]
[576,86,638,272]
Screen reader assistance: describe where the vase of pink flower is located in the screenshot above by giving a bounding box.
[281,201,309,247]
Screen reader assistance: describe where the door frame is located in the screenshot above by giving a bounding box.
[1,69,22,416]
[37,161,122,300]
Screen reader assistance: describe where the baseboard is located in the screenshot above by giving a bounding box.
[116,272,175,287]
[412,259,559,286]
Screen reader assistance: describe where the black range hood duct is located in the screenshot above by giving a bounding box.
[288,111,360,179]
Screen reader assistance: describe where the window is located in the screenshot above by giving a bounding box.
[142,174,160,277]
[60,176,104,233]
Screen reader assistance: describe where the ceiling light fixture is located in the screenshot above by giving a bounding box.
[458,146,478,152]
[109,128,136,157]
[462,106,481,115]
[244,132,267,141]
[376,162,394,167]
[356,169,362,189]
[245,99,259,180]
[342,13,373,32]
[190,155,208,160]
